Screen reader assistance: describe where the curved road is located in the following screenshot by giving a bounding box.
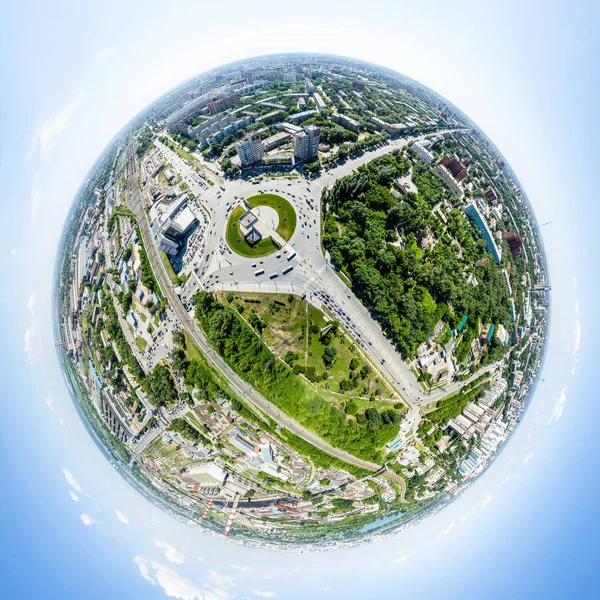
[124,142,406,496]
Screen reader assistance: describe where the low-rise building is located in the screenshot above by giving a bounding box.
[412,140,435,164]
[262,131,292,152]
[369,116,407,135]
[331,112,360,132]
[288,109,318,124]
[465,202,502,262]
[434,163,464,198]
[313,92,326,112]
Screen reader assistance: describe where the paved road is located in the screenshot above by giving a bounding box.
[180,129,495,409]
[123,142,404,487]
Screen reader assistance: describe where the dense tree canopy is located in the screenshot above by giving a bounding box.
[322,152,512,357]
[193,292,398,462]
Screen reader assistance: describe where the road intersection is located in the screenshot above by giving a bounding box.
[125,129,495,490]
[158,130,496,411]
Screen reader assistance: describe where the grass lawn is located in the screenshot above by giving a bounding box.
[168,141,200,167]
[135,337,148,352]
[139,312,147,323]
[219,291,398,411]
[159,250,179,285]
[226,206,279,258]
[183,332,205,364]
[246,193,297,241]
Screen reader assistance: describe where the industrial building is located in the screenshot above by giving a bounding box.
[151,196,197,255]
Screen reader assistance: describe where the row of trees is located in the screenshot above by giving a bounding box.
[193,292,399,462]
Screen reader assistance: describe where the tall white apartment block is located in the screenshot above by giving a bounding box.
[293,125,320,161]
[235,132,264,167]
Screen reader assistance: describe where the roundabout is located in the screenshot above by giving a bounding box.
[225,193,297,258]
[56,54,549,549]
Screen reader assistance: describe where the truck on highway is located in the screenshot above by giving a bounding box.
[269,272,278,279]
[287,250,296,261]
[282,266,293,275]
[254,269,265,276]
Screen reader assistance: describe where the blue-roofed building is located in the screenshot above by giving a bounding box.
[486,324,495,342]
[88,359,103,414]
[465,202,502,263]
[89,360,103,391]
[457,315,468,332]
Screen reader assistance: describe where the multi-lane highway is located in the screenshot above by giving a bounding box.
[123,141,408,493]
[160,130,496,410]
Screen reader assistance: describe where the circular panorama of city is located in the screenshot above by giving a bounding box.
[56,54,549,550]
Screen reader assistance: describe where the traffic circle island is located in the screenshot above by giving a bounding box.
[226,193,297,258]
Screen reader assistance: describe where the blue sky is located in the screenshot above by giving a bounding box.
[0,1,598,598]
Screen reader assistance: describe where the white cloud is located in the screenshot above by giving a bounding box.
[10,248,16,256]
[24,293,43,364]
[80,513,95,526]
[145,514,160,528]
[497,474,510,489]
[196,556,205,563]
[95,47,117,66]
[45,392,56,413]
[30,172,42,220]
[154,540,185,565]
[39,91,86,160]
[251,591,277,598]
[437,520,455,538]
[480,492,492,508]
[134,556,212,600]
[230,565,251,573]
[460,507,476,524]
[207,571,236,588]
[115,509,129,525]
[68,490,80,502]
[62,467,83,493]
[548,386,567,424]
[571,300,581,375]
[393,555,409,564]
[571,358,578,376]
[523,452,534,465]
